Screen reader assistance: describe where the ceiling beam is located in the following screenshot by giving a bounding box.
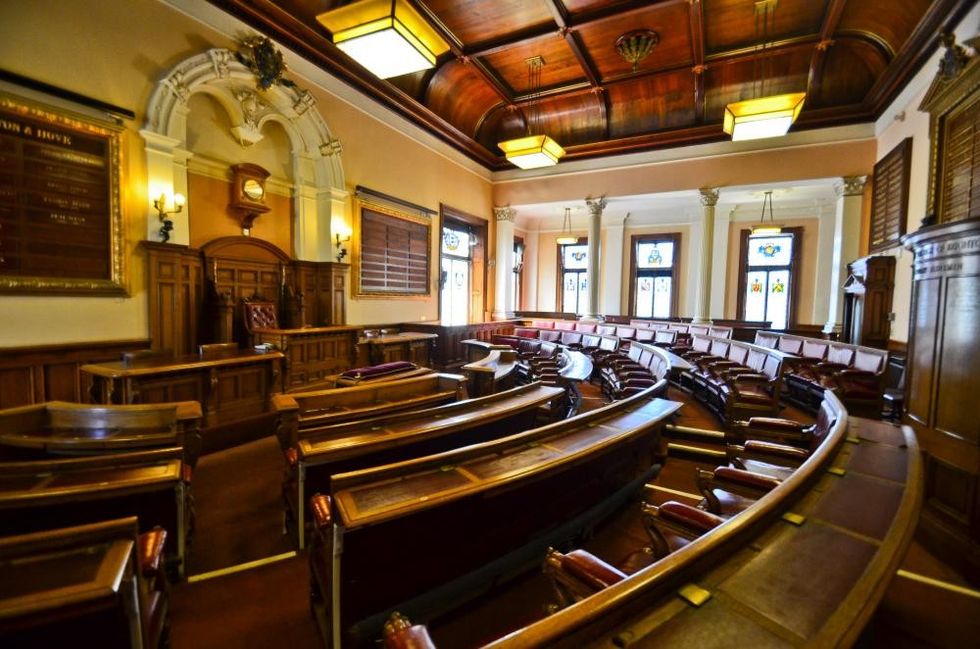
[689,0,707,124]
[806,0,849,102]
[406,0,513,102]
[543,0,601,88]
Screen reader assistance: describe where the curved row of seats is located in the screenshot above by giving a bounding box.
[381,392,919,649]
[595,341,672,401]
[754,331,889,417]
[677,334,795,426]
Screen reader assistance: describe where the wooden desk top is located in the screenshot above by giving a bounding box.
[0,537,133,618]
[297,383,564,464]
[332,393,681,529]
[0,427,178,452]
[661,348,693,372]
[559,349,593,381]
[252,325,359,336]
[0,449,183,506]
[358,332,439,346]
[80,349,284,378]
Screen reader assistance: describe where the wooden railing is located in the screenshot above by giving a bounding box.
[400,321,518,370]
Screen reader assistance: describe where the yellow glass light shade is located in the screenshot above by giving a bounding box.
[723,92,806,141]
[317,0,449,79]
[497,134,566,170]
[750,224,783,236]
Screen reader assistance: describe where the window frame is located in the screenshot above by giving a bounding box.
[556,236,589,314]
[627,232,681,319]
[436,205,487,324]
[736,226,802,329]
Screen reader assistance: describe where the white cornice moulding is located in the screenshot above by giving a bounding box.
[187,155,292,197]
[492,123,876,183]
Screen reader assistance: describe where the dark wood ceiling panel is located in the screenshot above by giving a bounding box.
[703,47,812,121]
[575,3,693,80]
[425,60,502,137]
[837,0,932,58]
[479,32,586,93]
[207,0,970,169]
[420,0,556,47]
[703,0,830,55]
[495,92,607,147]
[809,38,887,108]
[607,72,697,138]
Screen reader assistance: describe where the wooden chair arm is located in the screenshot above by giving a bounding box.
[138,527,167,581]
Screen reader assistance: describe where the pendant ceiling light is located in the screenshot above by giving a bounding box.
[556,207,577,244]
[723,0,806,141]
[615,30,659,72]
[751,191,782,236]
[498,56,565,169]
[317,0,449,79]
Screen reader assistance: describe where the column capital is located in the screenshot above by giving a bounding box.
[585,196,607,216]
[699,187,720,206]
[493,206,516,222]
[834,176,867,197]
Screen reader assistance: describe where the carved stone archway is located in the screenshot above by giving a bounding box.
[142,47,346,261]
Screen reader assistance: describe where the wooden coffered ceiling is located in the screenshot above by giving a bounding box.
[210,0,973,170]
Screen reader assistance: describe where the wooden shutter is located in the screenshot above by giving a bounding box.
[358,206,429,295]
[869,138,911,252]
[939,99,980,223]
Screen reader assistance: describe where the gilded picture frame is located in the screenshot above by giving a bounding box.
[0,92,126,295]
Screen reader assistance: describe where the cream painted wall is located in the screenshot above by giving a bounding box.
[724,218,821,324]
[0,0,492,346]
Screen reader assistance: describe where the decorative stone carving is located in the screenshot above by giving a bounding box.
[209,49,232,79]
[835,176,867,197]
[293,89,315,116]
[699,187,720,206]
[585,196,607,216]
[493,206,516,222]
[320,138,343,157]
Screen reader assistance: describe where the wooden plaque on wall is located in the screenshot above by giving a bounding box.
[0,93,125,294]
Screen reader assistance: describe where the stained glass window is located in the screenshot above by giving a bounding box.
[631,235,679,319]
[741,231,796,329]
[441,223,473,326]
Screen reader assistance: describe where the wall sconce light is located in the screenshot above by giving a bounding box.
[335,231,351,263]
[154,192,185,242]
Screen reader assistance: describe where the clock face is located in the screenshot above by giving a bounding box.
[243,179,264,201]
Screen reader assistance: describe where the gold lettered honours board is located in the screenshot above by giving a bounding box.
[0,92,125,294]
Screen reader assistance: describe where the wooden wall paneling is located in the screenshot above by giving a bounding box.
[142,241,203,355]
[0,339,151,408]
[903,216,980,582]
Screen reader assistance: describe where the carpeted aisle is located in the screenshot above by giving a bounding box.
[186,435,293,575]
[169,555,321,649]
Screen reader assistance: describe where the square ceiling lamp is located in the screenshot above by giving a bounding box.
[723,0,805,141]
[498,56,565,169]
[723,92,806,141]
[498,135,566,170]
[317,0,449,79]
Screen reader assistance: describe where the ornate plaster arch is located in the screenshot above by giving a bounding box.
[141,47,346,261]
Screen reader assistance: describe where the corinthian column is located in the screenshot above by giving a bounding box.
[693,188,719,324]
[823,176,867,335]
[584,196,606,320]
[492,206,516,320]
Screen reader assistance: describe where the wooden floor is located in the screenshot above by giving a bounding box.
[167,383,979,648]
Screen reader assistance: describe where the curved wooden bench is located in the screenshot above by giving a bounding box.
[474,393,922,648]
[273,373,468,450]
[309,384,680,647]
[286,383,564,548]
[0,400,203,467]
[460,344,519,396]
[0,447,191,579]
